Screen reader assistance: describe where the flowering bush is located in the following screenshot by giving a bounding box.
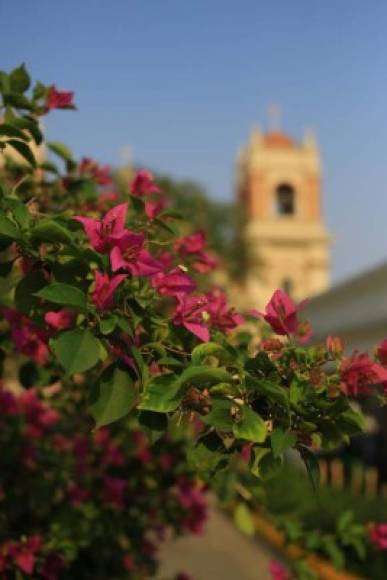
[0,387,206,578]
[1,64,387,577]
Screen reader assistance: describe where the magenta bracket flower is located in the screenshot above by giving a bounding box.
[253,289,311,343]
[110,230,162,276]
[152,267,197,297]
[173,294,211,342]
[73,202,128,253]
[130,170,161,197]
[92,271,127,311]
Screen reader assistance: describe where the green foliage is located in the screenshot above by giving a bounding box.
[50,328,102,375]
[89,364,137,427]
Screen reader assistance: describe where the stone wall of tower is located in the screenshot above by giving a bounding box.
[235,129,331,309]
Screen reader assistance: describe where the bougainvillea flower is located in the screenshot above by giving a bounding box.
[73,202,128,253]
[175,231,206,255]
[326,335,345,357]
[91,271,127,311]
[369,523,387,549]
[173,294,211,342]
[103,476,127,510]
[7,535,42,575]
[3,309,49,366]
[192,251,218,274]
[152,267,196,297]
[145,198,168,220]
[269,560,289,580]
[46,86,74,110]
[44,309,76,330]
[206,288,243,332]
[131,170,160,197]
[340,352,387,396]
[110,231,162,276]
[78,157,112,185]
[176,479,207,535]
[255,289,308,337]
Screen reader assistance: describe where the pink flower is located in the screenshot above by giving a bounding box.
[176,480,207,535]
[326,335,345,357]
[256,289,311,342]
[78,157,112,185]
[173,294,211,342]
[369,523,387,550]
[340,352,387,396]
[91,270,126,311]
[110,230,162,276]
[131,170,160,196]
[103,477,127,510]
[206,288,243,332]
[45,309,76,330]
[192,251,218,274]
[241,443,253,463]
[176,231,206,255]
[132,431,151,464]
[269,560,289,580]
[175,231,218,274]
[68,484,91,506]
[4,309,49,366]
[152,267,196,297]
[7,535,42,575]
[145,198,168,219]
[0,389,18,414]
[73,202,128,253]
[46,86,74,110]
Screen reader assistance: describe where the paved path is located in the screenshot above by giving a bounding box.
[158,507,280,580]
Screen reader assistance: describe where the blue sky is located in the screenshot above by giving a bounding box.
[2,0,387,283]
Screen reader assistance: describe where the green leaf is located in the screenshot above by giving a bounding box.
[202,398,234,430]
[0,216,21,240]
[234,503,255,537]
[35,282,87,310]
[9,64,30,93]
[191,342,224,364]
[252,379,289,406]
[13,117,43,144]
[3,92,33,110]
[178,365,233,388]
[4,197,30,228]
[139,374,182,412]
[48,141,74,163]
[271,428,297,458]
[252,448,283,480]
[6,139,36,168]
[89,364,137,428]
[139,365,232,413]
[31,220,74,245]
[321,537,345,570]
[51,328,101,375]
[233,406,267,443]
[299,446,320,490]
[290,379,305,405]
[15,270,47,314]
[99,315,118,335]
[0,123,30,141]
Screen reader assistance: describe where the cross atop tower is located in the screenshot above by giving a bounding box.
[266,103,282,132]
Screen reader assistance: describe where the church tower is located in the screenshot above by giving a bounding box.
[236,127,330,308]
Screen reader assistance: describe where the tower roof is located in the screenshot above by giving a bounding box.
[263,131,295,149]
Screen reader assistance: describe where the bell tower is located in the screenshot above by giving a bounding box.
[236,127,330,308]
